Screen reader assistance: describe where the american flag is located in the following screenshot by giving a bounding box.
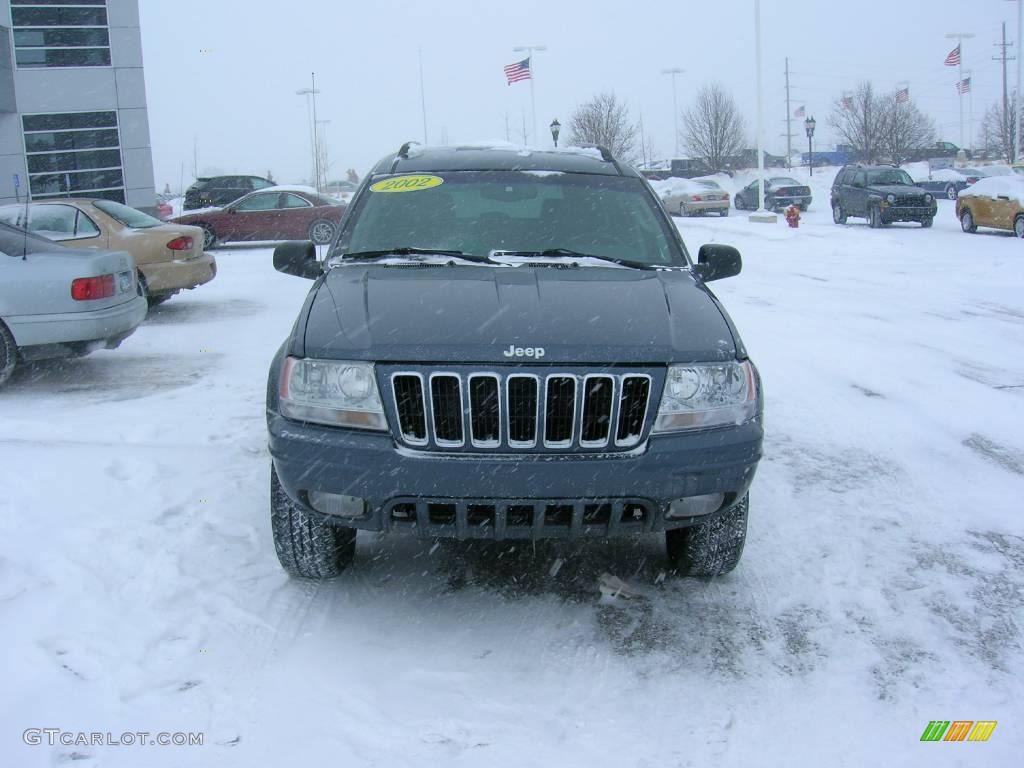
[503,57,532,85]
[794,105,805,118]
[895,87,909,103]
[944,44,961,66]
[957,76,971,94]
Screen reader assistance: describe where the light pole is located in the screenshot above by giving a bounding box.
[296,83,321,189]
[805,115,816,176]
[750,0,776,222]
[661,67,684,157]
[549,118,561,147]
[316,119,330,190]
[513,44,546,144]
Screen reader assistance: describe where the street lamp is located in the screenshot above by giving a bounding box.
[549,119,561,147]
[749,0,776,222]
[660,67,684,157]
[805,115,816,176]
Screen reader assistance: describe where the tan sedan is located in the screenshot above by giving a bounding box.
[656,178,731,217]
[956,177,1024,237]
[0,199,217,304]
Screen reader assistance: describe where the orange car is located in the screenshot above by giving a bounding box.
[956,177,1024,237]
[0,199,216,304]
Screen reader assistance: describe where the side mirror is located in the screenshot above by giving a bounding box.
[274,240,321,279]
[695,244,741,282]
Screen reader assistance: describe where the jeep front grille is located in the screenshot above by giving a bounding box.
[387,369,654,453]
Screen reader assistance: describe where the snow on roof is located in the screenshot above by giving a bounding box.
[406,140,605,160]
[648,177,708,197]
[259,185,323,196]
[959,175,1024,203]
[914,168,967,183]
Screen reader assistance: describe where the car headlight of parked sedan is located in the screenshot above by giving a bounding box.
[924,193,933,203]
[886,194,896,204]
[279,358,387,430]
[653,361,757,433]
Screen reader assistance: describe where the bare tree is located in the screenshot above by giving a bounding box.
[980,96,1018,161]
[829,81,885,164]
[568,91,639,163]
[680,85,746,172]
[878,93,936,165]
[346,168,360,185]
[315,134,333,189]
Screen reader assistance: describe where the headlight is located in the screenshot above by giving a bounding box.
[653,361,757,433]
[279,357,387,431]
[924,193,933,203]
[886,194,896,204]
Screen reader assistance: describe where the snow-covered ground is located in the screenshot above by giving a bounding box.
[2,179,1023,766]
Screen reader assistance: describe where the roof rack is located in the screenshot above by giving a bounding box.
[390,141,419,172]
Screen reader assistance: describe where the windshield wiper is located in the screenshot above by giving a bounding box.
[491,248,654,270]
[341,247,496,264]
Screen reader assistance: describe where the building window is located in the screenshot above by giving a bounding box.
[23,111,125,203]
[11,0,111,69]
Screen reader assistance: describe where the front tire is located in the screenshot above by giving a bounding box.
[719,208,729,217]
[868,205,883,229]
[945,184,958,201]
[734,194,745,211]
[961,209,977,233]
[921,217,933,228]
[0,320,17,386]
[1015,215,1024,239]
[832,202,847,225]
[308,219,336,245]
[666,493,749,577]
[271,464,356,579]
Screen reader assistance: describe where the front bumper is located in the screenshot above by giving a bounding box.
[141,253,217,294]
[880,204,937,222]
[268,413,763,539]
[7,295,148,349]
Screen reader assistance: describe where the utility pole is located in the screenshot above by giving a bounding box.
[418,48,429,145]
[946,32,975,148]
[784,57,793,169]
[994,21,1015,157]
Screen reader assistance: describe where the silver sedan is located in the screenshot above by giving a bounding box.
[0,222,148,386]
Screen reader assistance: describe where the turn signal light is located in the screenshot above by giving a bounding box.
[71,274,115,301]
[166,236,193,251]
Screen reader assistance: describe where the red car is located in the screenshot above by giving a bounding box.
[171,186,346,248]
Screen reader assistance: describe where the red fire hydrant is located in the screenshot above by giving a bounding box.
[785,204,801,228]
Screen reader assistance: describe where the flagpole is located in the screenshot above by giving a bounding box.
[513,45,546,144]
[418,48,428,144]
[947,33,975,150]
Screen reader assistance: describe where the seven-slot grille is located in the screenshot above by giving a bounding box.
[389,370,653,452]
[894,194,927,206]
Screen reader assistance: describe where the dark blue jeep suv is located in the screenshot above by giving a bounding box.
[267,144,763,579]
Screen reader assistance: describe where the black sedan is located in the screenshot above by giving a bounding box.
[733,177,812,211]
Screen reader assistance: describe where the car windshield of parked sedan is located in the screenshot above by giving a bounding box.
[0,221,65,256]
[866,169,915,186]
[697,180,722,190]
[336,171,685,267]
[93,200,162,229]
[770,177,801,187]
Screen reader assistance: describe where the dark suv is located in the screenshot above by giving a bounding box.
[266,144,763,580]
[831,165,937,228]
[183,175,274,210]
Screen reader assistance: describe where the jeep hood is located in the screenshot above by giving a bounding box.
[300,265,739,364]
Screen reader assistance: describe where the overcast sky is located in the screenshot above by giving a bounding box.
[139,0,1010,188]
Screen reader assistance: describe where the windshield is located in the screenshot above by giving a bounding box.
[697,180,721,190]
[866,169,914,186]
[770,177,800,186]
[93,199,162,229]
[337,171,685,266]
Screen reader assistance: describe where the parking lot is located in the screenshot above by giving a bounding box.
[2,193,1022,766]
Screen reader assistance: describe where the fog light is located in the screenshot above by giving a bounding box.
[307,491,366,518]
[667,493,725,519]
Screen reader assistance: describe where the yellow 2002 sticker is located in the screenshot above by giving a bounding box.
[370,175,444,193]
